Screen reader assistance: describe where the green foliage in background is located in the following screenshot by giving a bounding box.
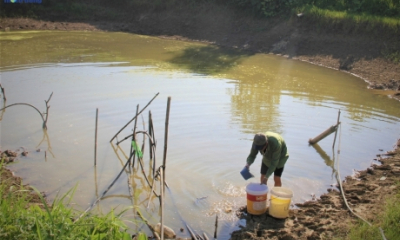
[224,0,400,18]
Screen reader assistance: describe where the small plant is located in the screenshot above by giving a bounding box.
[0,170,141,240]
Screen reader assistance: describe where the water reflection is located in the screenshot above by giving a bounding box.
[168,45,252,74]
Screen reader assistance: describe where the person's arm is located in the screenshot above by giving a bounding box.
[246,147,258,168]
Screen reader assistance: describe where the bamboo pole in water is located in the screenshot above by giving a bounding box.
[162,97,171,193]
[94,108,98,166]
[332,109,341,149]
[160,167,164,240]
[131,104,139,169]
[150,111,157,178]
[308,123,340,145]
[149,111,153,159]
[110,92,159,142]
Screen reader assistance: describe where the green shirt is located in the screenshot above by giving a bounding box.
[246,131,289,178]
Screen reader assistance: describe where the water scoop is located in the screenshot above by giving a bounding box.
[240,167,254,180]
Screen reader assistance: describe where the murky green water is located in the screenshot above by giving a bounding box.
[1,31,400,239]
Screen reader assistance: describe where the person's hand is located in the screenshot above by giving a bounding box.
[245,164,250,169]
[261,177,267,185]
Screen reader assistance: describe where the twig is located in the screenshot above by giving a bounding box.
[137,211,161,240]
[43,92,53,129]
[186,224,202,240]
[147,170,160,208]
[110,92,159,142]
[214,214,218,239]
[94,108,98,166]
[0,103,45,123]
[203,232,210,240]
[149,111,153,159]
[160,167,164,240]
[75,153,133,222]
[162,97,171,194]
[0,84,6,101]
[131,104,139,169]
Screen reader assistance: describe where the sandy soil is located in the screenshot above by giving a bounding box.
[1,7,400,239]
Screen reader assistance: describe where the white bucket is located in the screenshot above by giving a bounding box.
[246,183,268,215]
[269,187,293,218]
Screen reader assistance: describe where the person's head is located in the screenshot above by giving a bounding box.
[253,133,267,151]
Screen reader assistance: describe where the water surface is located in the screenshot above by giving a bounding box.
[1,31,400,239]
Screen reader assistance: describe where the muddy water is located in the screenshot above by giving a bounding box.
[1,31,400,239]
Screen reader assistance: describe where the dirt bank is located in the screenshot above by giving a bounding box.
[231,142,400,240]
[1,5,400,239]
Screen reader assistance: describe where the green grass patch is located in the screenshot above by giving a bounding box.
[346,183,400,240]
[0,161,144,240]
[298,5,400,33]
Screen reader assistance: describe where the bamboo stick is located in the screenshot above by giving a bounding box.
[110,92,159,142]
[308,123,340,145]
[160,167,164,240]
[131,104,139,169]
[43,92,53,129]
[149,111,153,159]
[150,111,157,178]
[186,224,198,240]
[94,108,98,166]
[162,97,171,193]
[332,109,341,149]
[214,214,218,239]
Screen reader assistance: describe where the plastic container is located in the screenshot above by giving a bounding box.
[240,167,254,180]
[268,187,293,218]
[246,183,268,215]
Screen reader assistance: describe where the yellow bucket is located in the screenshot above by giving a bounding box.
[246,183,268,215]
[269,187,293,218]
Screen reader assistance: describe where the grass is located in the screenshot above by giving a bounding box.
[345,182,400,240]
[297,5,400,33]
[0,160,146,240]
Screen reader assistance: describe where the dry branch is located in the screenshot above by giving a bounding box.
[110,92,159,142]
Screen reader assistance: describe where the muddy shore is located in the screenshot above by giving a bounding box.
[1,11,400,239]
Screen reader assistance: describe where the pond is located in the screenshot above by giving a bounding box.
[1,31,400,239]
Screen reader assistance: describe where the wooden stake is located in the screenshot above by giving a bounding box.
[332,109,341,149]
[162,97,171,193]
[160,167,164,240]
[94,108,98,166]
